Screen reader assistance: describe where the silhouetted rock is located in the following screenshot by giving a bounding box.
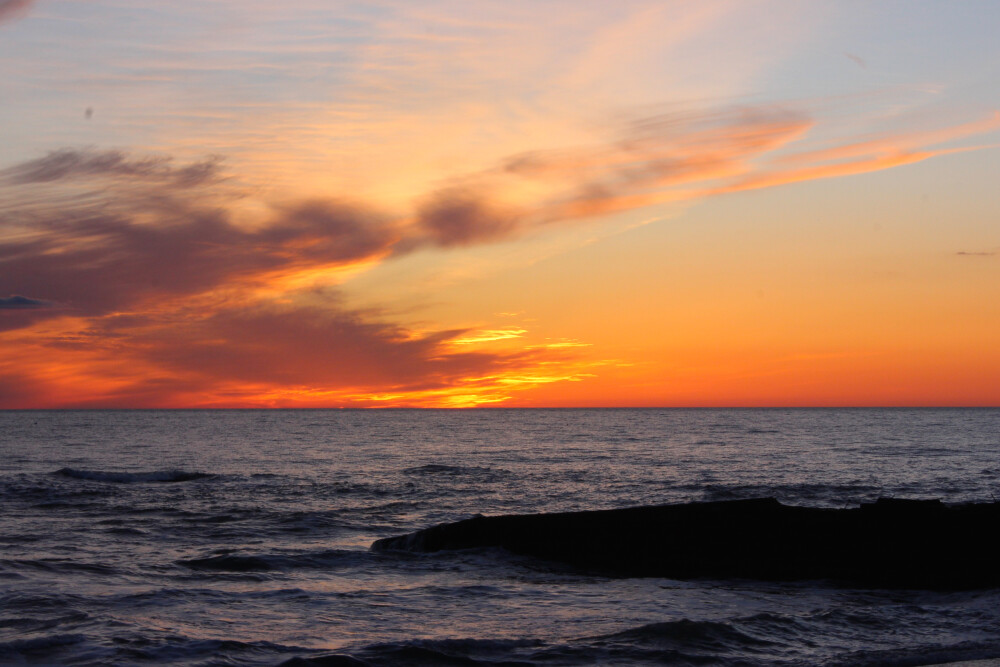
[371,498,1000,589]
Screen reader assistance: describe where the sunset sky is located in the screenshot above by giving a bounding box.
[2,0,998,408]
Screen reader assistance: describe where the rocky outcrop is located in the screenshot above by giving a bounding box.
[372,498,1000,589]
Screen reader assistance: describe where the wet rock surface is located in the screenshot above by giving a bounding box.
[372,497,1000,589]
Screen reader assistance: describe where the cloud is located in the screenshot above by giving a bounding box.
[845,52,867,68]
[0,152,396,319]
[6,107,995,303]
[452,327,528,345]
[118,302,525,391]
[0,297,574,407]
[0,0,33,25]
[414,186,523,247]
[3,100,999,407]
[0,295,52,309]
[0,148,584,407]
[4,148,223,187]
[956,250,995,257]
[404,106,813,248]
[261,200,396,265]
[409,105,1000,247]
[0,371,46,409]
[0,295,56,332]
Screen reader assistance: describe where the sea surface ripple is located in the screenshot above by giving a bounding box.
[2,408,1000,665]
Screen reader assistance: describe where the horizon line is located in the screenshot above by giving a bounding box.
[3,406,999,411]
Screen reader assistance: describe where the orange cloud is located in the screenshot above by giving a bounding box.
[451,327,528,345]
[0,151,593,407]
[721,111,1000,194]
[409,106,999,244]
[4,102,998,407]
[0,302,591,408]
[717,149,935,194]
[403,106,814,243]
[775,112,1000,166]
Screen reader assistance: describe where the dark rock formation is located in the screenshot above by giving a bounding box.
[371,498,1000,589]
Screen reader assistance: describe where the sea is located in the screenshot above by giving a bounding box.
[2,408,1000,666]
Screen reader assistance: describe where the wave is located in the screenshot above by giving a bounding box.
[281,638,541,667]
[274,509,357,532]
[115,586,314,607]
[698,481,884,505]
[403,464,511,481]
[0,627,313,665]
[825,641,1000,667]
[0,634,88,662]
[80,632,310,665]
[281,628,792,667]
[2,557,118,575]
[0,611,89,634]
[576,616,1000,667]
[1,476,119,503]
[695,480,999,506]
[177,549,368,572]
[117,637,309,663]
[54,467,213,483]
[597,617,776,650]
[297,616,1000,666]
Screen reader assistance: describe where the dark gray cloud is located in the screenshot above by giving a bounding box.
[0,294,52,308]
[0,153,396,322]
[415,187,522,247]
[111,301,526,393]
[0,148,551,406]
[263,200,395,263]
[0,206,393,316]
[4,148,223,187]
[0,0,34,25]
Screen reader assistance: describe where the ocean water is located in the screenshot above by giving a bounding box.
[2,408,1000,666]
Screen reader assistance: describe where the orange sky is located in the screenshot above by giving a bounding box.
[2,1,999,407]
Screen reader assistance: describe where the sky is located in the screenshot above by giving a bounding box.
[1,0,998,408]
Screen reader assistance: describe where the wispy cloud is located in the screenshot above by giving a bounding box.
[397,106,812,248]
[452,327,528,345]
[0,0,34,25]
[407,104,1000,248]
[5,149,223,187]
